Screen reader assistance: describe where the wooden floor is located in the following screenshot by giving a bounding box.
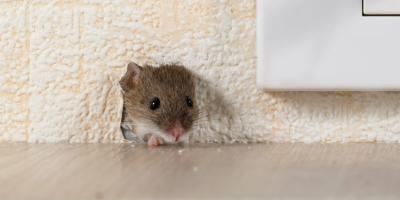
[1,143,400,200]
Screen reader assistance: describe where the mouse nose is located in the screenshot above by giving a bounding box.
[167,121,185,142]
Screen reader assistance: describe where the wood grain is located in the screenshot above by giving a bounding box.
[1,143,400,200]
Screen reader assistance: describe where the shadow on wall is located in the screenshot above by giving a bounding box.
[190,74,235,143]
[266,91,400,142]
[190,73,257,144]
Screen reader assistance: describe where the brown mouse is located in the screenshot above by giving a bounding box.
[120,62,199,146]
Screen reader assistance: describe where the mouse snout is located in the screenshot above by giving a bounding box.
[167,121,185,142]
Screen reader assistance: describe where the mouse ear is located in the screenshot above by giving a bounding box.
[120,62,142,91]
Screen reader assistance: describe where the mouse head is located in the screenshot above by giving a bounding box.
[120,62,199,143]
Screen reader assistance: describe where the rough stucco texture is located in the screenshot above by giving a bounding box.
[1,0,400,143]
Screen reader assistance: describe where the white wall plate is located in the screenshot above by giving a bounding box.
[257,0,400,91]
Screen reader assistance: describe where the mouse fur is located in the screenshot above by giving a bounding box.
[120,62,199,146]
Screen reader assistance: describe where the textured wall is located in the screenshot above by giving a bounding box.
[1,0,400,143]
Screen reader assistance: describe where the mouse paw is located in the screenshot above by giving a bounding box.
[148,135,164,147]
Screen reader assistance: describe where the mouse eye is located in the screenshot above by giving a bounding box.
[150,97,160,110]
[186,96,193,108]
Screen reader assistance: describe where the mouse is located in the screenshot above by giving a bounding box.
[120,62,199,147]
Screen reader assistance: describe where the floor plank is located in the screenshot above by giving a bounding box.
[1,143,400,200]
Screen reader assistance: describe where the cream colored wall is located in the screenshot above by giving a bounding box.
[1,0,400,143]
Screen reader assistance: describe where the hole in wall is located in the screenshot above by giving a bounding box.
[117,63,240,144]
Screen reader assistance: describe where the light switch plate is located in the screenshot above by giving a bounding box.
[363,0,400,15]
[257,0,400,91]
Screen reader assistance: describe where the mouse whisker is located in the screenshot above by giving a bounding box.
[193,111,208,120]
[191,118,208,126]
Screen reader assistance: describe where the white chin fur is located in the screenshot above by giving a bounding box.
[133,119,188,144]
